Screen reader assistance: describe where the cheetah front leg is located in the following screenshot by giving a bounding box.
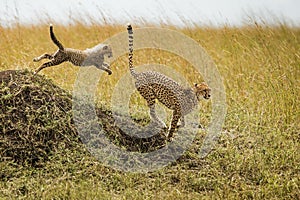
[101,62,111,71]
[168,110,181,139]
[102,62,110,68]
[33,53,53,62]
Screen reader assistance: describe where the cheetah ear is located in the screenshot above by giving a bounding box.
[103,45,108,50]
[194,83,198,87]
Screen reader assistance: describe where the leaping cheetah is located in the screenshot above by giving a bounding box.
[33,24,113,75]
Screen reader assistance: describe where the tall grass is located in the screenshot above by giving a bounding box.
[0,20,299,199]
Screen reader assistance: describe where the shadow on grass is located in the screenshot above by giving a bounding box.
[0,69,167,167]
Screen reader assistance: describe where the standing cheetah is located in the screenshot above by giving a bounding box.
[33,24,113,75]
[127,24,211,139]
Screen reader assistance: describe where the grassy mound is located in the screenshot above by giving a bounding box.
[0,69,167,166]
[0,70,80,166]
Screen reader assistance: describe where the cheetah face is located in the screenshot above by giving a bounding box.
[194,82,211,100]
[102,45,113,58]
[85,44,113,75]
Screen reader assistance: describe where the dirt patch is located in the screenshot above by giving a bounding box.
[0,69,167,167]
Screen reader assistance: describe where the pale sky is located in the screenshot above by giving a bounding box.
[0,0,299,27]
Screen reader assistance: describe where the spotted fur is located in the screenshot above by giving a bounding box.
[33,24,113,75]
[127,24,211,139]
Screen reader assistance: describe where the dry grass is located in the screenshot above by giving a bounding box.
[0,21,299,199]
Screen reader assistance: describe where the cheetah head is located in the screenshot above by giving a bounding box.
[194,82,211,100]
[100,44,113,58]
[84,44,113,75]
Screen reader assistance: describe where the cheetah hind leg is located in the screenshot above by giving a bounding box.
[177,116,185,128]
[34,59,62,74]
[168,110,181,139]
[33,53,53,62]
[149,104,167,129]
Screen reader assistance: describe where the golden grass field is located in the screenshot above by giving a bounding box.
[0,21,299,199]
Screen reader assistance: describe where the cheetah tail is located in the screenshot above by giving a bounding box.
[127,23,138,78]
[49,24,64,50]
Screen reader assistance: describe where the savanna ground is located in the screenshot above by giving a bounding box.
[0,21,299,199]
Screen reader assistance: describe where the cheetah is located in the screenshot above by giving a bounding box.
[33,24,113,75]
[126,24,211,139]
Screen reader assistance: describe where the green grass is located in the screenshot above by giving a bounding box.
[0,21,299,199]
